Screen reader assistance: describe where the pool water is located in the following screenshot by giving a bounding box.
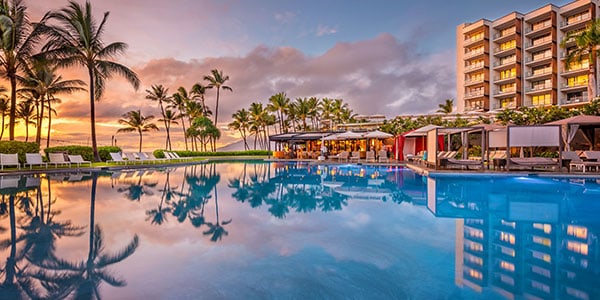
[0,161,598,299]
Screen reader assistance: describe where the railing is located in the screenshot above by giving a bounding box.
[562,96,588,104]
[562,66,588,73]
[560,13,591,28]
[464,36,485,44]
[494,46,516,54]
[494,75,517,81]
[465,64,485,71]
[493,58,516,67]
[526,54,552,62]
[494,29,516,40]
[465,90,485,98]
[464,49,485,58]
[465,78,485,85]
[494,88,516,95]
[525,21,551,34]
[525,36,552,48]
[525,85,552,92]
[526,70,552,77]
[492,102,517,110]
[562,82,587,89]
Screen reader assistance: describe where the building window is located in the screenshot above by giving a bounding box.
[531,265,551,278]
[532,79,551,90]
[532,236,552,247]
[499,260,515,272]
[467,31,484,42]
[532,64,551,76]
[500,97,515,108]
[465,254,484,266]
[466,241,484,252]
[566,241,589,255]
[532,94,551,106]
[566,91,588,103]
[500,83,515,92]
[532,49,552,61]
[567,75,588,87]
[466,228,484,239]
[532,19,551,31]
[467,269,483,280]
[500,232,516,244]
[533,223,552,234]
[567,225,588,239]
[500,68,516,80]
[500,27,516,37]
[531,34,551,47]
[531,280,551,294]
[566,59,589,71]
[566,11,590,25]
[531,250,551,263]
[500,55,516,65]
[500,40,516,51]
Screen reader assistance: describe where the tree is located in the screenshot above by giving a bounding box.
[204,69,232,126]
[436,99,454,114]
[20,57,85,146]
[228,108,250,150]
[117,110,159,152]
[190,83,210,117]
[267,92,290,133]
[145,84,172,150]
[0,0,48,141]
[158,109,178,151]
[0,89,8,140]
[44,1,140,161]
[15,99,35,141]
[561,19,600,100]
[170,87,190,150]
[292,97,311,131]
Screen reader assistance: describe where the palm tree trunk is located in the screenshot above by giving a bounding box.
[214,87,220,125]
[9,74,16,141]
[138,129,142,152]
[38,97,45,146]
[180,114,188,151]
[88,173,98,267]
[46,101,52,149]
[89,67,101,162]
[25,119,29,142]
[159,100,169,149]
[0,112,5,140]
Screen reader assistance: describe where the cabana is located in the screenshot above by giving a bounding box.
[506,125,562,171]
[426,127,485,169]
[395,124,441,161]
[545,115,600,151]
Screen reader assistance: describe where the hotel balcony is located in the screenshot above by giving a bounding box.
[464,49,486,60]
[561,82,587,92]
[493,59,517,70]
[494,46,517,57]
[493,29,517,44]
[526,70,552,81]
[560,13,591,31]
[560,67,588,77]
[525,54,553,67]
[464,36,486,47]
[525,84,553,95]
[561,96,589,105]
[494,75,517,84]
[560,50,588,60]
[464,63,486,73]
[524,37,553,52]
[493,88,516,97]
[525,21,552,38]
[491,101,517,110]
[464,77,486,87]
[464,91,486,100]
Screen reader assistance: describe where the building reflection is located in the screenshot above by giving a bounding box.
[427,176,600,299]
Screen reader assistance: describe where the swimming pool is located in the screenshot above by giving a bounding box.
[0,161,597,299]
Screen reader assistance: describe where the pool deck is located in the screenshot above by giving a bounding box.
[1,156,599,179]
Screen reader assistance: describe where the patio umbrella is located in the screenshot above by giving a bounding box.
[363,130,393,139]
[337,130,365,139]
[323,133,342,140]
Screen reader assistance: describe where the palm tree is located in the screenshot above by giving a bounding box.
[561,19,600,100]
[158,109,178,151]
[117,110,159,152]
[293,97,311,131]
[20,57,85,146]
[145,84,172,150]
[228,108,250,150]
[436,98,454,114]
[16,98,35,141]
[170,87,190,150]
[43,1,140,161]
[0,89,8,140]
[204,69,232,126]
[319,98,335,130]
[0,0,48,141]
[267,92,290,133]
[190,83,210,117]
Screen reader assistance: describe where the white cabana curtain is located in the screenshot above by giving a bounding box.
[508,126,561,147]
[565,124,580,151]
[488,130,507,148]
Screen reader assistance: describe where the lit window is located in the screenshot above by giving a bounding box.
[468,269,483,280]
[500,40,516,51]
[531,280,550,293]
[500,232,516,244]
[499,260,515,272]
[567,75,588,87]
[532,236,552,247]
[533,223,552,234]
[532,250,552,263]
[567,241,589,255]
[567,225,588,239]
[532,94,552,106]
[500,68,516,79]
[566,59,589,71]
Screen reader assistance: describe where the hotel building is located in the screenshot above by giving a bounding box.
[456,0,600,113]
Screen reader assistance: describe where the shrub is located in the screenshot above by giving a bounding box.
[45,145,122,162]
[0,141,40,163]
[153,149,271,158]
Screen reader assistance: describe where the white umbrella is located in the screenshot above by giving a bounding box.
[337,130,365,139]
[363,130,393,139]
[323,133,341,140]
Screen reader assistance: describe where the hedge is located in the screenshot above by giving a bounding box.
[0,141,40,163]
[153,149,271,158]
[44,145,122,162]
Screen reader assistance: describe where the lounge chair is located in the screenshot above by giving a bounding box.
[108,152,128,164]
[509,157,559,170]
[163,151,181,162]
[566,151,600,173]
[25,153,48,169]
[365,150,376,163]
[169,151,194,161]
[48,153,71,168]
[0,153,20,170]
[0,176,19,188]
[378,150,389,163]
[350,151,361,163]
[138,152,163,164]
[68,155,92,167]
[583,151,600,162]
[123,152,141,164]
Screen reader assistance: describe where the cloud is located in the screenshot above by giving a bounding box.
[316,24,338,37]
[274,11,296,24]
[46,33,453,149]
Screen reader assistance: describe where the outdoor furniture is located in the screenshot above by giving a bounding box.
[583,151,600,161]
[123,152,141,164]
[350,151,361,163]
[48,153,71,168]
[562,151,600,173]
[144,152,167,163]
[68,155,92,167]
[378,150,389,163]
[365,150,376,163]
[509,157,559,170]
[108,152,128,164]
[337,151,349,162]
[25,153,48,169]
[0,153,20,170]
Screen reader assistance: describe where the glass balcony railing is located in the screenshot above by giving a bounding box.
[561,13,591,28]
[526,85,552,92]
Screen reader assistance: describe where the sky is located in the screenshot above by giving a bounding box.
[25,0,573,150]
